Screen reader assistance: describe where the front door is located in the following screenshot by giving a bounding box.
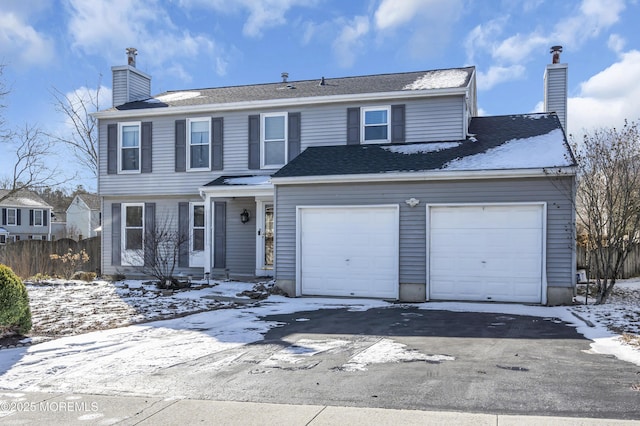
[256,200,274,276]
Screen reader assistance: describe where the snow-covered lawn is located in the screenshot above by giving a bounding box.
[0,277,638,396]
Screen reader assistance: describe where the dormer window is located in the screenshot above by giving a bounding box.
[362,106,390,144]
[261,112,287,168]
[119,122,141,172]
[188,118,211,170]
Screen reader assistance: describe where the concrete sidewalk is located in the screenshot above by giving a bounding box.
[0,392,638,425]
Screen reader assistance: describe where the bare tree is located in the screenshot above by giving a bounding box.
[141,217,190,288]
[48,80,102,177]
[573,120,640,304]
[0,125,70,203]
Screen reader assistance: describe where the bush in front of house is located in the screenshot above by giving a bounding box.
[0,264,32,336]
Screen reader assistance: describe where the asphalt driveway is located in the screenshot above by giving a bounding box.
[130,306,640,420]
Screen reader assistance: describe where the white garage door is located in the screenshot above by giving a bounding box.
[299,206,399,299]
[429,204,544,303]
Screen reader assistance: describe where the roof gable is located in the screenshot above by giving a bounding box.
[0,189,52,209]
[74,193,101,211]
[272,113,575,179]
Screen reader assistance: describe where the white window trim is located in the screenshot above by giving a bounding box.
[261,112,288,169]
[118,121,142,174]
[361,105,391,144]
[189,202,206,267]
[121,203,144,266]
[6,208,17,226]
[187,117,211,171]
[33,209,44,227]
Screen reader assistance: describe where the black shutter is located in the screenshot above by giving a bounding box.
[248,115,260,169]
[111,203,121,266]
[2,208,6,225]
[175,119,186,172]
[107,124,118,174]
[212,117,224,171]
[29,210,34,226]
[44,210,48,226]
[347,107,360,145]
[144,203,155,267]
[288,112,301,161]
[178,202,189,267]
[16,209,21,226]
[213,202,226,268]
[391,104,406,143]
[141,122,153,173]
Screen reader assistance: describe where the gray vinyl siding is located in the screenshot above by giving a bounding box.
[111,69,128,107]
[101,196,205,278]
[128,71,151,102]
[111,68,151,107]
[98,96,466,196]
[275,176,575,289]
[0,207,51,239]
[544,65,568,131]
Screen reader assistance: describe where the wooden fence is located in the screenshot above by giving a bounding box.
[576,244,640,279]
[0,237,100,279]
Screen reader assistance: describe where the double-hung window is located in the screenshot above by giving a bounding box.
[362,106,390,143]
[188,118,210,170]
[119,122,141,172]
[6,208,17,226]
[33,209,43,226]
[122,203,144,266]
[261,112,287,168]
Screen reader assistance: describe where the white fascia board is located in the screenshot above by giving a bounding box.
[92,87,468,120]
[271,167,577,185]
[198,184,274,198]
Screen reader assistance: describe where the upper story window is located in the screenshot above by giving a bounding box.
[362,106,390,143]
[119,122,141,172]
[188,118,210,170]
[33,209,43,226]
[261,112,287,168]
[6,208,17,226]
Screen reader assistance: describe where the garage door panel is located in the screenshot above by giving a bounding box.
[300,206,398,299]
[429,205,543,303]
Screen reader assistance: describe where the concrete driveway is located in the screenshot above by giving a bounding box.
[130,306,640,420]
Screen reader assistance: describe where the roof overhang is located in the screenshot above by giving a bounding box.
[92,87,469,120]
[271,167,577,186]
[198,184,274,198]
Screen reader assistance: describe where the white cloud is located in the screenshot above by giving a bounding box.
[477,65,526,91]
[66,0,223,82]
[0,10,55,67]
[567,50,640,137]
[553,0,625,49]
[607,34,626,53]
[332,16,370,68]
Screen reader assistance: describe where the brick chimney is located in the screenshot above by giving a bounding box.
[111,47,151,107]
[544,46,568,131]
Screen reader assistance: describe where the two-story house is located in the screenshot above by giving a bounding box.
[0,189,53,243]
[95,48,575,305]
[66,193,101,240]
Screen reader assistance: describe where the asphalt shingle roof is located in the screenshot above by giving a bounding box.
[0,189,51,208]
[272,113,575,179]
[115,67,475,111]
[76,193,101,210]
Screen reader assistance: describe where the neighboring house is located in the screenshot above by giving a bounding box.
[0,189,53,243]
[50,210,67,241]
[94,47,575,305]
[66,193,101,240]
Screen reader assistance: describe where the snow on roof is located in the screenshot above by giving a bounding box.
[223,176,272,185]
[402,69,470,90]
[151,91,201,103]
[442,128,572,170]
[383,142,461,155]
[0,227,8,234]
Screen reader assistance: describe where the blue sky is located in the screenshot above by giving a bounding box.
[1,0,639,191]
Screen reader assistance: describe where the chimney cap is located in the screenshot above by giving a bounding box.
[126,47,138,67]
[550,45,563,64]
[281,72,289,83]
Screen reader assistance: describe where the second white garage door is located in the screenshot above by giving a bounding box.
[299,206,399,299]
[429,204,544,303]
